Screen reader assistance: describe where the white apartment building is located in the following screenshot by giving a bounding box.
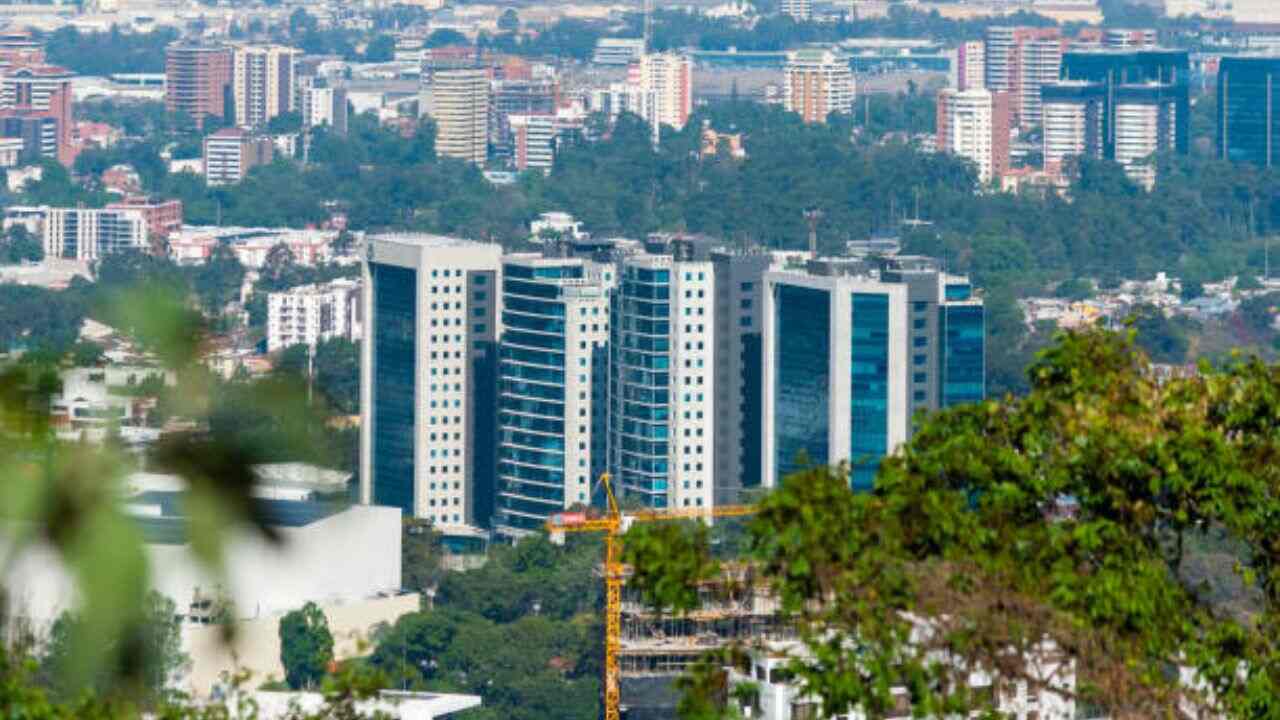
[592,38,646,66]
[299,84,348,133]
[508,113,555,172]
[632,52,693,133]
[203,128,273,186]
[609,251,716,510]
[426,68,489,166]
[783,48,854,124]
[936,88,1009,183]
[494,255,614,538]
[232,44,300,128]
[1019,38,1065,128]
[780,0,811,21]
[1042,84,1102,170]
[360,234,502,531]
[42,206,148,261]
[168,226,335,268]
[266,278,361,352]
[950,40,985,90]
[729,637,1076,720]
[1114,96,1175,190]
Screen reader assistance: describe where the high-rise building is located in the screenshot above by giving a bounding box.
[1043,49,1189,185]
[231,44,299,129]
[165,43,233,128]
[426,67,489,165]
[494,255,613,538]
[761,257,983,490]
[509,113,555,172]
[950,40,986,90]
[762,269,908,491]
[1041,82,1104,170]
[609,245,716,510]
[203,128,273,186]
[710,247,774,505]
[360,234,502,531]
[632,52,693,133]
[42,206,148,261]
[783,48,854,124]
[780,0,811,21]
[985,26,1066,128]
[877,256,985,421]
[1217,57,1280,167]
[936,88,1011,183]
[0,114,56,164]
[0,64,74,165]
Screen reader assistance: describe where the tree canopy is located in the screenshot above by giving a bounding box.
[626,328,1280,718]
[279,602,335,690]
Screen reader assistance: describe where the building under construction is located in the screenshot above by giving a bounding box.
[619,565,794,677]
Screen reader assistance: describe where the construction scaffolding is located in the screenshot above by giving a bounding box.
[619,569,795,677]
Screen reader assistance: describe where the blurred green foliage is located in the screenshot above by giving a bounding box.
[625,328,1280,719]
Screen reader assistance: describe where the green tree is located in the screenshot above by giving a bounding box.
[266,111,303,134]
[364,34,396,62]
[1,225,43,264]
[279,601,334,690]
[498,9,520,32]
[189,244,245,313]
[70,341,105,367]
[626,328,1280,719]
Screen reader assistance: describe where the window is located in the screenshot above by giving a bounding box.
[474,324,486,333]
[740,298,752,309]
[913,337,928,347]
[474,275,486,285]
[913,372,927,383]
[914,354,926,365]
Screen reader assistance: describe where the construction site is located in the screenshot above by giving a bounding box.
[618,565,794,678]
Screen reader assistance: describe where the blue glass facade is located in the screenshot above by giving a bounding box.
[940,304,985,407]
[370,263,417,515]
[497,264,569,532]
[1218,58,1280,167]
[773,285,830,483]
[850,293,890,491]
[615,266,672,508]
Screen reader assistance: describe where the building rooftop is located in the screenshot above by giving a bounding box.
[370,232,489,249]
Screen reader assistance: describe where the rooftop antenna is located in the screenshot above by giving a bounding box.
[803,207,823,258]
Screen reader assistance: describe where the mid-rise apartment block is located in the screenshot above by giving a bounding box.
[296,76,349,134]
[0,114,56,163]
[232,44,299,128]
[780,0,811,21]
[42,206,148,261]
[203,128,273,186]
[631,52,693,133]
[936,88,1011,183]
[426,67,489,165]
[1217,56,1280,167]
[494,255,613,537]
[105,197,183,245]
[609,246,716,510]
[360,234,502,531]
[783,48,854,124]
[165,42,233,127]
[267,278,361,353]
[0,64,74,165]
[950,40,985,90]
[509,113,555,172]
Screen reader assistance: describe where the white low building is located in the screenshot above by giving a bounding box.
[266,278,362,352]
[3,470,399,631]
[168,226,337,268]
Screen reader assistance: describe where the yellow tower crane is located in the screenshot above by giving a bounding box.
[546,473,757,720]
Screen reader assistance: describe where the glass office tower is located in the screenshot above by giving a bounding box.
[495,255,612,538]
[1218,57,1280,167]
[360,234,502,532]
[762,270,908,489]
[610,252,715,509]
